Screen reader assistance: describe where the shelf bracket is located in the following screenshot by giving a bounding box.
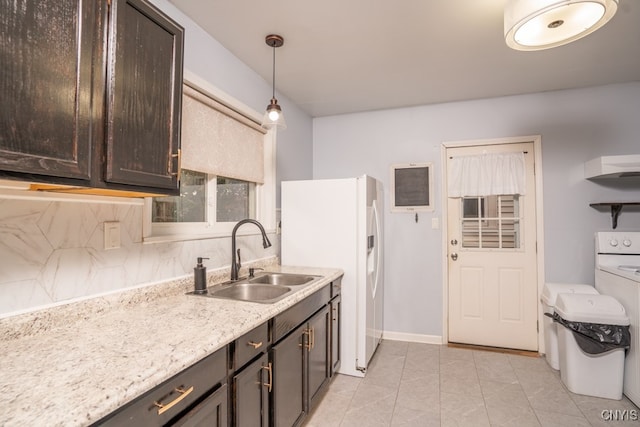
[590,202,640,230]
[609,204,623,229]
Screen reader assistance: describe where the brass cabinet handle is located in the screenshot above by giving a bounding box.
[247,341,263,349]
[302,329,312,351]
[153,385,194,415]
[310,327,315,350]
[262,362,273,392]
[169,149,182,181]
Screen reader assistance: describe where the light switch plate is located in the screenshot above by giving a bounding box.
[431,217,440,229]
[104,222,121,250]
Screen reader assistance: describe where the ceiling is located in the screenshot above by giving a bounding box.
[169,0,640,118]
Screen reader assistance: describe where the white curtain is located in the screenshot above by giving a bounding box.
[448,152,526,197]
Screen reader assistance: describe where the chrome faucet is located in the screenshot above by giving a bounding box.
[231,219,272,281]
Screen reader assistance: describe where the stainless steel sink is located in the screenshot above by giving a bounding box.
[248,272,319,286]
[208,283,292,303]
[188,272,322,304]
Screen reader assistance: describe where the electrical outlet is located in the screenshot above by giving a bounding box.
[104,221,121,250]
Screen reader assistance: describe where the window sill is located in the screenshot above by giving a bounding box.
[143,228,277,245]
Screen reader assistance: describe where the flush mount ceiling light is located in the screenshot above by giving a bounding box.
[504,0,618,51]
[261,34,286,130]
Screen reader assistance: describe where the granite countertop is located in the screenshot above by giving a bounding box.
[0,264,343,427]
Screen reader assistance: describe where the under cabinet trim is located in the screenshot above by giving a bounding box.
[0,186,144,205]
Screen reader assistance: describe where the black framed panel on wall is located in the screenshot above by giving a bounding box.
[390,163,434,212]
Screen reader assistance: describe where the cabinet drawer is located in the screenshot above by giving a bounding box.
[173,383,228,427]
[273,285,331,342]
[96,347,227,426]
[235,322,269,370]
[331,276,342,298]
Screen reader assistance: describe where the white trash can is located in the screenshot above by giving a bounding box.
[555,293,630,400]
[541,283,599,370]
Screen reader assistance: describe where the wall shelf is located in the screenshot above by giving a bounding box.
[589,202,640,229]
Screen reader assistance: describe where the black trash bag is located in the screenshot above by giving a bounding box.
[547,312,631,355]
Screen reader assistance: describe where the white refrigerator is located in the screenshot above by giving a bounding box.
[281,175,384,377]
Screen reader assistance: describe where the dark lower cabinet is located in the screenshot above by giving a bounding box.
[308,306,331,407]
[91,278,343,427]
[330,294,341,375]
[272,304,331,427]
[272,324,306,427]
[173,384,228,427]
[233,353,270,427]
[94,347,227,426]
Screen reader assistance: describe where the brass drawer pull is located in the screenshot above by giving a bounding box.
[247,341,263,349]
[153,385,194,415]
[262,362,273,392]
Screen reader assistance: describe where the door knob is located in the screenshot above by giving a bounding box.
[451,239,458,246]
[451,253,458,261]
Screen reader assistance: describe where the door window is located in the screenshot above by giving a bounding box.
[461,195,520,249]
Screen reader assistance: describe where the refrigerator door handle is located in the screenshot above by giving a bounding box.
[370,201,382,297]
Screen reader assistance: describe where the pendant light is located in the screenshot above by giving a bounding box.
[262,34,286,130]
[504,0,618,51]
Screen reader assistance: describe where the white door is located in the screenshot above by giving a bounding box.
[447,142,538,351]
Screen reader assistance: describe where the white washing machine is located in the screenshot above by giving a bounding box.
[594,231,640,407]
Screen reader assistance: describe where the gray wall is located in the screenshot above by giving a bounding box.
[313,82,640,338]
[151,0,315,204]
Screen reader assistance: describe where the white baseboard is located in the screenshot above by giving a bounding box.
[383,330,443,345]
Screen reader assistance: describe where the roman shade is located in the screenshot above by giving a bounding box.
[181,84,266,184]
[448,152,526,197]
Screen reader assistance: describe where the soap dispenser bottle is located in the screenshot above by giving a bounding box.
[194,257,209,294]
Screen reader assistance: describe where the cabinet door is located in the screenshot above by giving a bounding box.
[233,353,270,427]
[105,0,183,191]
[308,306,330,407]
[0,0,103,180]
[173,384,228,427]
[272,325,305,427]
[330,295,341,375]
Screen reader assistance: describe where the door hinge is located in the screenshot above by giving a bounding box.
[537,320,539,332]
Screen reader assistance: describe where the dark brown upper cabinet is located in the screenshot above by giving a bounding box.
[0,0,183,195]
[105,0,183,191]
[0,0,101,181]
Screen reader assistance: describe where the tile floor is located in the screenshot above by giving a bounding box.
[304,340,640,427]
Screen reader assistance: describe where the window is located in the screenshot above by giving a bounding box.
[148,169,267,239]
[216,177,256,222]
[153,170,207,223]
[152,171,256,225]
[461,194,521,249]
[143,76,276,241]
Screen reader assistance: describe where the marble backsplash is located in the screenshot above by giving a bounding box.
[0,197,280,317]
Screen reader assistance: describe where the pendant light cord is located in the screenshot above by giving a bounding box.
[272,44,276,99]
